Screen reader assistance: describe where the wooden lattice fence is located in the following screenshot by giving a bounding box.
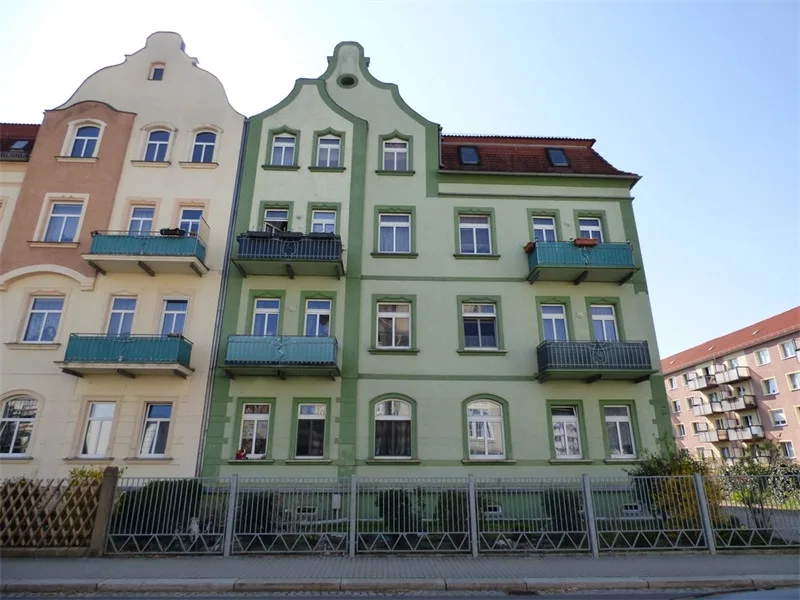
[0,477,102,548]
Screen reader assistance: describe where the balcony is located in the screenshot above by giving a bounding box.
[535,340,654,383]
[699,429,729,443]
[726,425,766,441]
[718,394,757,412]
[233,231,344,279]
[55,334,194,378]
[0,150,31,162]
[688,374,718,391]
[715,366,751,385]
[691,402,715,417]
[223,335,339,379]
[526,241,638,285]
[83,225,209,277]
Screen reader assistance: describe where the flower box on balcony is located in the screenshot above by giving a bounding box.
[523,241,536,254]
[573,237,599,247]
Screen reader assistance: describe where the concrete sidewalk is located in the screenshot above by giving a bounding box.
[2,554,799,593]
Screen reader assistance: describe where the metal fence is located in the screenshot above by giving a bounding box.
[99,473,800,556]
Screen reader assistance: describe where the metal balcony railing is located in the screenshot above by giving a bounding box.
[698,429,728,443]
[63,334,192,367]
[715,366,751,384]
[89,230,207,263]
[536,340,652,372]
[528,241,636,270]
[687,375,718,391]
[236,231,342,261]
[225,335,338,367]
[726,425,765,441]
[0,150,31,161]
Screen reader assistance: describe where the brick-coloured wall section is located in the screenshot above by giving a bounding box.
[0,101,135,278]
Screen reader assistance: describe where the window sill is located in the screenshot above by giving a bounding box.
[457,349,507,356]
[178,161,218,169]
[5,342,61,350]
[55,156,97,163]
[549,459,594,465]
[365,459,420,465]
[130,160,171,168]
[0,455,34,462]
[63,456,114,463]
[27,241,79,249]
[227,459,275,464]
[375,170,415,176]
[370,252,418,259]
[285,459,332,465]
[603,458,640,464]
[261,164,301,171]
[461,459,516,465]
[453,253,501,260]
[308,166,346,173]
[123,456,174,463]
[368,348,420,355]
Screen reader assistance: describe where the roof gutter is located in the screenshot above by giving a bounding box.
[438,169,641,182]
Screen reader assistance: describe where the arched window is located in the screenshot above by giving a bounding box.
[466,399,505,459]
[192,131,216,163]
[0,396,37,455]
[70,126,100,158]
[374,399,412,458]
[144,130,171,162]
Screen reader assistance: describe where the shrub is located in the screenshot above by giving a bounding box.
[541,488,585,532]
[235,490,280,534]
[375,488,418,533]
[112,479,203,534]
[434,489,470,533]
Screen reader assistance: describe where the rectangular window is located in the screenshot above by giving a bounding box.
[458,215,492,254]
[676,423,686,438]
[263,209,289,233]
[532,216,557,242]
[672,399,681,413]
[376,302,411,349]
[304,299,331,337]
[160,300,188,335]
[311,210,336,234]
[252,299,279,336]
[741,414,755,428]
[271,135,295,166]
[149,64,165,80]
[697,447,707,460]
[128,206,154,235]
[756,349,771,365]
[788,372,800,391]
[0,398,37,456]
[780,341,797,359]
[378,213,411,253]
[604,406,635,458]
[467,402,505,459]
[541,304,568,341]
[668,377,677,390]
[692,422,704,434]
[43,203,82,242]
[382,140,408,171]
[551,406,582,459]
[590,305,618,341]
[295,403,326,458]
[139,403,171,456]
[770,408,787,427]
[714,418,726,430]
[682,373,690,385]
[462,303,497,349]
[107,297,136,335]
[781,441,796,459]
[730,357,740,368]
[317,137,341,168]
[721,447,731,459]
[23,297,64,343]
[179,208,203,235]
[763,378,778,395]
[546,147,569,166]
[578,217,603,241]
[239,404,270,459]
[81,402,115,457]
[458,146,479,165]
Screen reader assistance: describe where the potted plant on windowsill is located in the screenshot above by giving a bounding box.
[523,241,536,254]
[573,237,599,248]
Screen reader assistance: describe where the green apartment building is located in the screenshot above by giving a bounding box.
[200,42,669,478]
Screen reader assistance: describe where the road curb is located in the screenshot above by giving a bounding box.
[525,577,648,591]
[96,579,237,592]
[341,578,446,591]
[445,578,527,592]
[5,580,100,593]
[233,579,341,592]
[646,575,760,589]
[751,575,800,587]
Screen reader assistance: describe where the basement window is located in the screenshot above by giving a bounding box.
[546,147,569,167]
[458,146,480,165]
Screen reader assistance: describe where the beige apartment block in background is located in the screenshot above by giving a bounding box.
[0,32,244,478]
[663,306,800,463]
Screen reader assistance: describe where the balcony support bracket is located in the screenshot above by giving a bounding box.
[116,369,136,379]
[335,264,343,280]
[137,261,155,277]
[190,262,203,277]
[585,374,602,384]
[172,369,188,379]
[223,369,236,380]
[573,270,589,286]
[618,271,635,286]
[233,262,247,278]
[87,261,106,276]
[61,368,84,378]
[277,369,287,381]
[285,264,295,279]
[527,271,540,285]
[634,374,651,384]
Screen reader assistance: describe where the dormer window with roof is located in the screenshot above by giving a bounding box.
[149,63,165,81]
[458,146,479,165]
[546,147,569,167]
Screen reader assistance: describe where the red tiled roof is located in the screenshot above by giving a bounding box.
[661,306,800,374]
[0,124,40,140]
[440,134,638,178]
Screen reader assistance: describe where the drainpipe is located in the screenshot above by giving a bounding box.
[195,118,250,477]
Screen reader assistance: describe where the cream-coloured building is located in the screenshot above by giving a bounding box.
[0,32,243,478]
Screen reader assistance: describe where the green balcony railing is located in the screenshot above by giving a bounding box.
[528,241,636,270]
[236,231,342,262]
[225,335,338,367]
[536,340,652,375]
[89,231,207,263]
[63,334,192,367]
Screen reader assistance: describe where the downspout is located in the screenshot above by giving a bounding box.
[195,118,250,477]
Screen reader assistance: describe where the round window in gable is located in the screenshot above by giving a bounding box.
[337,74,358,89]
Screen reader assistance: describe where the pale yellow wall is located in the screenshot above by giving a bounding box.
[0,163,27,255]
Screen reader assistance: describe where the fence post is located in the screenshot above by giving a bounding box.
[348,475,358,557]
[467,475,479,557]
[222,474,239,557]
[88,466,119,557]
[693,473,716,555]
[581,474,599,557]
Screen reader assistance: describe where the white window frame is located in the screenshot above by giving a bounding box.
[239,404,270,459]
[80,402,115,458]
[578,217,604,241]
[22,296,64,343]
[43,202,83,243]
[780,441,796,459]
[252,298,280,336]
[149,63,165,80]
[179,208,203,235]
[551,405,583,459]
[458,214,492,255]
[763,377,778,396]
[672,399,681,413]
[160,299,188,336]
[0,397,37,456]
[271,135,296,166]
[604,405,636,458]
[311,210,336,234]
[676,423,686,438]
[466,400,505,460]
[378,213,411,253]
[382,138,408,171]
[531,216,557,242]
[139,403,172,457]
[668,377,677,390]
[756,349,771,365]
[70,125,101,158]
[376,302,411,349]
[304,299,331,337]
[374,399,412,459]
[128,206,154,235]
[788,372,800,391]
[144,129,171,162]
[780,341,797,359]
[462,303,498,349]
[770,408,787,427]
[295,403,326,458]
[107,297,136,336]
[316,136,341,168]
[263,209,289,233]
[540,304,568,342]
[191,131,216,163]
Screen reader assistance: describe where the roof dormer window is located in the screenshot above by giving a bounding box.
[149,63,165,81]
[458,146,479,165]
[546,147,569,167]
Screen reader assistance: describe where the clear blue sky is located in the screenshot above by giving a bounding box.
[1,0,797,357]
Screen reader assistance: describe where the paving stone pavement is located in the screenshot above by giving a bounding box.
[1,553,799,581]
